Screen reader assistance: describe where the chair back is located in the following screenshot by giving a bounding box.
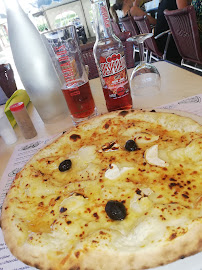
[164,6,202,65]
[110,18,122,36]
[119,16,140,36]
[80,42,99,80]
[134,15,163,58]
[0,64,17,98]
[111,29,135,69]
[118,31,135,69]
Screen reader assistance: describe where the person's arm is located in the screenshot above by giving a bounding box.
[110,6,119,24]
[176,0,192,9]
[133,0,152,6]
[130,6,157,25]
[134,0,141,7]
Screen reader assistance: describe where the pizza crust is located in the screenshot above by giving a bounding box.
[2,217,202,270]
[1,109,202,270]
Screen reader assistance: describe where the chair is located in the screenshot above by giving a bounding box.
[164,6,202,72]
[119,16,142,62]
[118,31,135,69]
[110,18,122,36]
[110,18,135,68]
[119,16,140,36]
[134,15,171,62]
[0,63,17,98]
[80,42,99,80]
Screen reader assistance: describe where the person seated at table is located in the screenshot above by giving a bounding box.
[111,0,181,63]
[190,0,202,43]
[155,0,201,63]
[133,0,147,11]
[133,0,158,16]
[154,0,181,63]
[111,0,157,25]
[176,0,202,44]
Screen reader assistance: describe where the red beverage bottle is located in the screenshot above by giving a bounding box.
[91,0,133,112]
[62,80,95,119]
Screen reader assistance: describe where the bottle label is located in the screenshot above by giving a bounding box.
[99,53,130,99]
[100,53,126,77]
[54,44,76,84]
[101,5,110,28]
[53,44,80,96]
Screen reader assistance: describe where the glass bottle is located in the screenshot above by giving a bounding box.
[91,0,132,112]
[3,0,69,123]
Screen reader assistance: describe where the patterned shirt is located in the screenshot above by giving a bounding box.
[192,0,202,42]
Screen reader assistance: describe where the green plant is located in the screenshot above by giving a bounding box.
[37,23,48,32]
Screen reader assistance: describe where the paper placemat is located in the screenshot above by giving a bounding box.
[0,134,61,270]
[156,94,202,116]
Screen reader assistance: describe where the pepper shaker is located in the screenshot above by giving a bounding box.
[10,102,37,139]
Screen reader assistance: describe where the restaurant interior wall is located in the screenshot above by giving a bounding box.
[33,0,117,40]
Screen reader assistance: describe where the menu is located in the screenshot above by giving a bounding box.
[156,94,202,117]
[0,94,202,270]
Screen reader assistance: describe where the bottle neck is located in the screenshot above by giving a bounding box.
[92,0,114,40]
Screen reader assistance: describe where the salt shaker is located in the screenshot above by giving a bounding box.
[10,102,37,139]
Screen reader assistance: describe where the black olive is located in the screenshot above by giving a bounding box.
[59,159,72,172]
[105,200,127,220]
[125,140,138,151]
[60,207,67,213]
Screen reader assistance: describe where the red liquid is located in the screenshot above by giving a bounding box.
[62,81,95,119]
[103,80,133,112]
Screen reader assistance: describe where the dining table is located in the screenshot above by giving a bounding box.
[0,60,202,270]
[0,60,202,181]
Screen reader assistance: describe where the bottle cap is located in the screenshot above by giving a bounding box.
[10,102,24,112]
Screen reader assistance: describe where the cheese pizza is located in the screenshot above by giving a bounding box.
[1,110,202,270]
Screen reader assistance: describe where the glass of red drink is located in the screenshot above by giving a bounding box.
[43,25,97,125]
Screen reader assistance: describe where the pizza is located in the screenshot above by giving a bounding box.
[1,109,202,270]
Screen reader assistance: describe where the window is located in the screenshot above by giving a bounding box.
[54,11,79,28]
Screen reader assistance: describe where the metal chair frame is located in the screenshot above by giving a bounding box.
[133,15,171,62]
[181,59,202,72]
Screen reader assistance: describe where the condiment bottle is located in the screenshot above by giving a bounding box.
[91,0,133,112]
[10,102,37,139]
[3,0,69,123]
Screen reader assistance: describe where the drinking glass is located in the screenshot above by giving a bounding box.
[0,108,17,145]
[127,33,161,98]
[43,26,97,125]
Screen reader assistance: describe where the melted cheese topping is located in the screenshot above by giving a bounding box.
[145,144,169,167]
[2,110,202,269]
[105,164,134,180]
[134,132,159,144]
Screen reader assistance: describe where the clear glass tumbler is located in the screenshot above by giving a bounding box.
[43,26,97,125]
[127,33,161,98]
